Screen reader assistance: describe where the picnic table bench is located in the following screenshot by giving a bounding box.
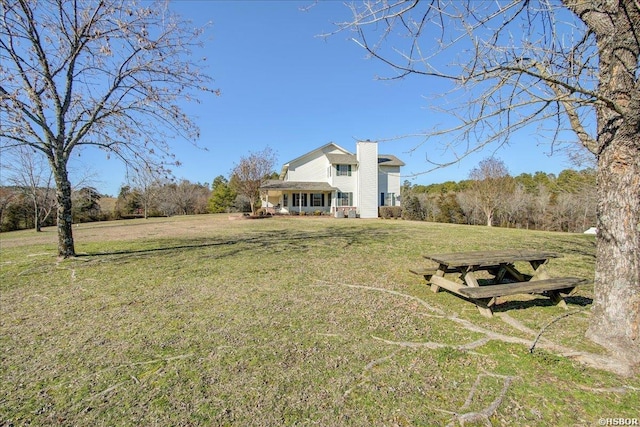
[411,250,589,317]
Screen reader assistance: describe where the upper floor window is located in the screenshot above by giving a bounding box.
[336,164,352,177]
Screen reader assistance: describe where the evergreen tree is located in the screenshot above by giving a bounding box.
[208,176,236,213]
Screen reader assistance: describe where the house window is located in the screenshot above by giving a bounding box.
[293,193,307,207]
[381,192,396,206]
[312,193,324,207]
[336,192,353,206]
[386,193,396,206]
[283,194,288,207]
[336,164,352,176]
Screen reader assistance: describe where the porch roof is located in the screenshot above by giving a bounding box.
[326,153,357,165]
[261,180,336,192]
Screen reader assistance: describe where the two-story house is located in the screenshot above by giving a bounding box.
[260,141,404,218]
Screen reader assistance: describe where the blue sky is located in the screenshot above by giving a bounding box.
[78,1,590,196]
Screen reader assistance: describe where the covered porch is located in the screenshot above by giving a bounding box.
[260,180,338,215]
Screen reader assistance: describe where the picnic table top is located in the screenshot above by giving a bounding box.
[423,249,562,268]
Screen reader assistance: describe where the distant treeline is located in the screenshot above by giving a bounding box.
[0,180,212,232]
[401,168,596,232]
[0,186,111,232]
[1,168,596,233]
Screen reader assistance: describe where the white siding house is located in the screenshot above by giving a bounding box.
[260,141,404,218]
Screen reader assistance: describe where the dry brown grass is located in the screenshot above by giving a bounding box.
[1,215,638,426]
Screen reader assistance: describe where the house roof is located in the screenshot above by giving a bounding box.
[326,153,405,167]
[284,142,351,165]
[280,142,351,176]
[326,153,357,165]
[278,142,405,178]
[260,180,336,192]
[378,154,405,167]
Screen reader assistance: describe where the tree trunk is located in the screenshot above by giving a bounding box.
[53,164,75,258]
[33,197,41,232]
[569,0,640,373]
[586,135,640,371]
[485,209,493,227]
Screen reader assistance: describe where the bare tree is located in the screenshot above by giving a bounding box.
[130,166,165,219]
[0,0,216,257]
[4,146,56,231]
[338,1,639,371]
[418,193,438,222]
[531,184,553,230]
[468,157,513,227]
[156,179,209,216]
[231,147,277,215]
[456,191,479,225]
[501,183,529,228]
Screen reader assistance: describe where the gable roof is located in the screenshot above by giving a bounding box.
[280,142,351,178]
[285,142,351,167]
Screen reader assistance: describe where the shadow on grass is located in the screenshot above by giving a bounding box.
[536,236,597,260]
[77,225,394,260]
[491,294,593,314]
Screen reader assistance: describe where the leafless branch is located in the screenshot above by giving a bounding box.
[328,0,603,164]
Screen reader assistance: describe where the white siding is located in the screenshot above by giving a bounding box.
[287,152,329,181]
[379,165,401,206]
[286,146,347,182]
[357,141,378,218]
[332,166,357,194]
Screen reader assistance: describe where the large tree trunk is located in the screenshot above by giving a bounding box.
[587,138,640,370]
[53,164,75,258]
[573,0,640,373]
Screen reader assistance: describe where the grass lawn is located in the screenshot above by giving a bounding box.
[1,215,638,426]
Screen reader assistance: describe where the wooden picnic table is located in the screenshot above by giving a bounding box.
[410,250,588,317]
